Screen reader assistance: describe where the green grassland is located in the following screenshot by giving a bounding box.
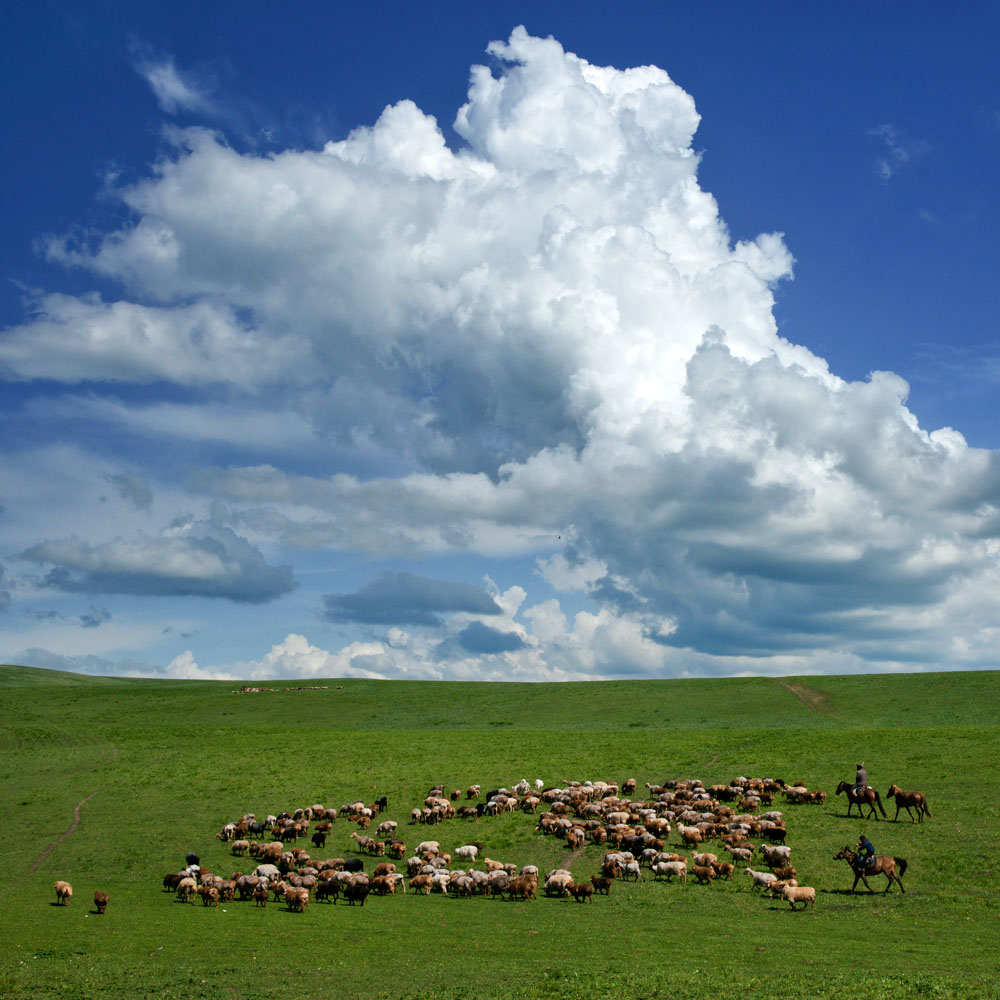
[1,665,997,999]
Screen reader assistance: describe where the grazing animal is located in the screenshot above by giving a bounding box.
[589,875,613,895]
[652,861,687,882]
[54,881,73,906]
[176,877,198,903]
[567,882,594,903]
[833,845,907,894]
[835,781,887,820]
[745,868,777,892]
[760,844,791,868]
[691,865,714,886]
[284,886,309,911]
[93,890,109,914]
[886,784,931,823]
[782,884,816,909]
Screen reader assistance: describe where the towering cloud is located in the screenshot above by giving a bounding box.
[2,28,998,678]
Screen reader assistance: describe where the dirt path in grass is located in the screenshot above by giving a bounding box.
[777,679,833,715]
[29,744,117,874]
[29,789,100,873]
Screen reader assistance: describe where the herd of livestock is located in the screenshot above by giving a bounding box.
[148,774,926,915]
[52,773,929,915]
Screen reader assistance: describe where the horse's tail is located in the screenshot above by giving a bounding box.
[875,790,886,817]
[895,857,908,878]
[922,797,931,817]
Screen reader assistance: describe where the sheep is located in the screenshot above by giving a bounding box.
[727,846,754,865]
[254,863,281,882]
[505,874,538,901]
[691,865,714,886]
[199,885,220,907]
[710,862,735,881]
[315,880,341,904]
[622,861,643,882]
[416,841,440,856]
[284,886,309,911]
[452,875,475,897]
[176,877,198,903]
[454,844,479,862]
[765,878,798,898]
[543,871,573,896]
[371,875,396,896]
[745,868,778,892]
[652,861,687,882]
[677,825,703,847]
[54,881,73,906]
[252,885,269,907]
[375,820,398,839]
[589,875,613,894]
[761,844,792,868]
[782,884,816,909]
[567,881,594,903]
[771,866,797,881]
[409,874,434,895]
[93,890,109,914]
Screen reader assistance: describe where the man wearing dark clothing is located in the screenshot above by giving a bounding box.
[857,835,876,869]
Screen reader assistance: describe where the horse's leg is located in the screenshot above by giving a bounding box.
[851,872,861,892]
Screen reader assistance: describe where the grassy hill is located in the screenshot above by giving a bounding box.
[1,665,996,999]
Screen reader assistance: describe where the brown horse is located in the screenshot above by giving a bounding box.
[835,781,887,820]
[886,784,931,823]
[833,845,907,893]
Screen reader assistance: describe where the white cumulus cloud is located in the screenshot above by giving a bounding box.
[2,28,999,678]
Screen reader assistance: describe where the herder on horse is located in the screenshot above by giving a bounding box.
[857,834,876,870]
[854,763,867,796]
[835,762,887,819]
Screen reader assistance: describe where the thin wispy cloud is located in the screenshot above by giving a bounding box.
[130,43,216,116]
[869,123,929,180]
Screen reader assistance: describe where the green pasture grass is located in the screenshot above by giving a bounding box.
[0,665,997,999]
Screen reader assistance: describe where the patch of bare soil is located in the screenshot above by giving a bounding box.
[777,680,833,714]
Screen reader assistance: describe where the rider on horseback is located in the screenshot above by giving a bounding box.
[857,834,876,870]
[854,762,868,796]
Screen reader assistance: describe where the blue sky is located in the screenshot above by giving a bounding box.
[2,2,998,681]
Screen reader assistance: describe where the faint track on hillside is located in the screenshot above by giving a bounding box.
[29,789,100,873]
[777,680,832,715]
[29,744,117,873]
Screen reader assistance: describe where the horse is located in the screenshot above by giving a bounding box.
[886,784,931,823]
[833,845,907,894]
[835,781,886,820]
